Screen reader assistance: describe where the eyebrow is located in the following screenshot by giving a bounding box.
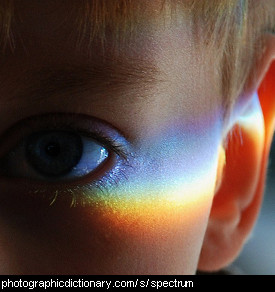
[12,58,164,104]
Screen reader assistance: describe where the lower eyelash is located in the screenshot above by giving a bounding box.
[80,165,133,207]
[32,161,133,208]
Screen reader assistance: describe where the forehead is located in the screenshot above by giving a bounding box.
[12,1,167,38]
[3,0,199,81]
[5,1,167,62]
[0,0,222,141]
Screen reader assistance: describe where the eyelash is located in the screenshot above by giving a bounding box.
[0,113,132,207]
[77,129,127,160]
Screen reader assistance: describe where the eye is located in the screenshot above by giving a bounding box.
[1,130,109,182]
[0,114,128,185]
[25,130,85,178]
[24,130,108,180]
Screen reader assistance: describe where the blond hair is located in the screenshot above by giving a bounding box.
[0,0,274,118]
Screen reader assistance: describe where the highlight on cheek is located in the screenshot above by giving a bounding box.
[90,179,216,236]
[17,102,264,240]
[80,138,219,236]
[99,105,265,238]
[19,119,222,238]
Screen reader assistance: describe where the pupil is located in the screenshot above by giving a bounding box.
[46,142,60,157]
[26,131,83,178]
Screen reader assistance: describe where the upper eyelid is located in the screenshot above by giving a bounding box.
[0,113,131,166]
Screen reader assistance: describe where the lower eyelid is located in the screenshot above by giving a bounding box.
[0,153,130,207]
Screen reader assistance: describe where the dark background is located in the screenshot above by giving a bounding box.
[231,138,275,274]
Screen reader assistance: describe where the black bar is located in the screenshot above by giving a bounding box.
[0,275,273,290]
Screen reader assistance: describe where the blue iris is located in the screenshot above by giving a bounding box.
[25,131,108,179]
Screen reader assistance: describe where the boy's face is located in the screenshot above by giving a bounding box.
[0,1,224,274]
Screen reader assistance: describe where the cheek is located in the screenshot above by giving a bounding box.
[80,123,221,274]
[0,184,214,275]
[0,120,221,275]
[88,188,214,274]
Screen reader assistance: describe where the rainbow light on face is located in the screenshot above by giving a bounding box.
[83,173,216,236]
[65,92,267,241]
[75,116,224,236]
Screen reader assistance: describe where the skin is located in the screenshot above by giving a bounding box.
[0,1,272,275]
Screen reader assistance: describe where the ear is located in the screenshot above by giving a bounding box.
[198,34,275,272]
